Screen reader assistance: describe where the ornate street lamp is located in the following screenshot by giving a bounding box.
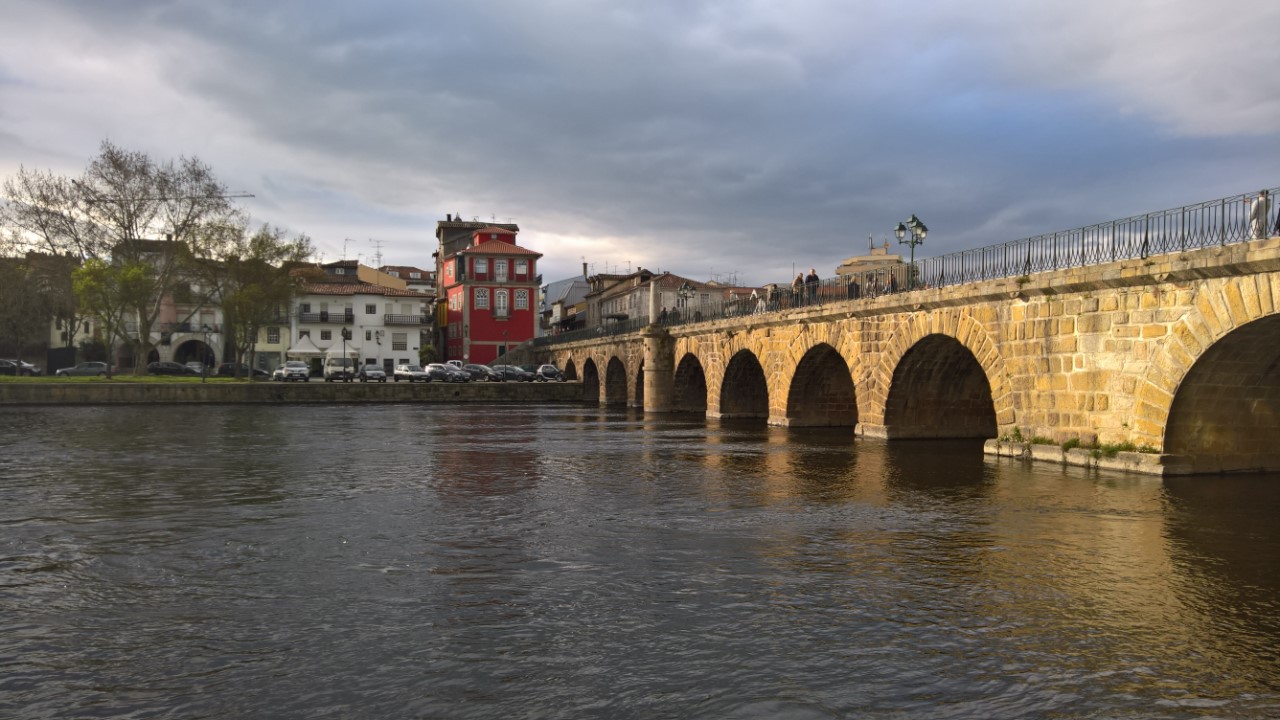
[894,214,927,289]
[677,282,695,322]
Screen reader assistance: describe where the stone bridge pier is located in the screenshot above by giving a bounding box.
[544,237,1280,476]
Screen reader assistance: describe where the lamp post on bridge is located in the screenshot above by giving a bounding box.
[894,214,927,289]
[677,282,694,323]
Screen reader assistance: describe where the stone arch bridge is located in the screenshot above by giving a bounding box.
[534,238,1280,476]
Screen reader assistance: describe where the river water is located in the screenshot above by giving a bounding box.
[1,404,1278,719]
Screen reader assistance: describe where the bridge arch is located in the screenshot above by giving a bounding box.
[564,358,577,381]
[673,353,708,413]
[783,342,857,427]
[604,357,629,406]
[581,358,601,404]
[883,333,998,439]
[864,311,1009,439]
[718,349,769,419]
[1142,277,1280,472]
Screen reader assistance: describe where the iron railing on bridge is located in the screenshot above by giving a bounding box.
[532,186,1279,345]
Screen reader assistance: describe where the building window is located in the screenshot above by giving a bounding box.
[388,271,399,277]
[335,267,346,275]
[392,332,408,351]
[321,330,332,341]
[267,327,280,344]
[366,304,377,315]
[410,272,421,279]
[365,330,372,341]
[495,259,508,282]
[475,258,488,276]
[299,329,310,339]
[475,287,489,309]
[495,289,509,317]
[300,303,311,314]
[515,289,529,310]
[515,259,528,277]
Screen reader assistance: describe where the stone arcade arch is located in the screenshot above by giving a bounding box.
[717,349,769,419]
[604,357,629,406]
[673,353,708,414]
[581,358,601,405]
[1163,315,1280,473]
[784,343,857,427]
[564,359,578,381]
[883,333,998,439]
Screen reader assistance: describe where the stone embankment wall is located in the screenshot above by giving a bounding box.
[0,381,582,406]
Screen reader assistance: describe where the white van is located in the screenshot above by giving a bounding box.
[323,353,357,382]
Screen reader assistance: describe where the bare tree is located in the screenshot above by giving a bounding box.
[1,141,242,373]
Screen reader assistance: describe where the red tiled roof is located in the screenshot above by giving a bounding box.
[455,239,542,257]
[301,282,433,298]
[472,226,517,237]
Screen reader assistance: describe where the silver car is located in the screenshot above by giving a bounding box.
[56,361,112,377]
[394,364,431,382]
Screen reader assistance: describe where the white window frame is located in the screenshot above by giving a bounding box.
[495,259,508,282]
[475,287,490,309]
[475,258,488,276]
[515,289,529,310]
[495,289,509,317]
[515,259,528,276]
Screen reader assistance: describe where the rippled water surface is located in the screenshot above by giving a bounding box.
[2,404,1279,719]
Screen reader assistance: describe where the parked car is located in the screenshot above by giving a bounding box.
[492,364,534,382]
[56,361,112,377]
[393,364,431,382]
[184,361,206,376]
[424,363,451,382]
[147,361,198,376]
[217,362,270,378]
[462,364,499,382]
[358,365,387,383]
[1,359,42,376]
[428,363,468,383]
[536,364,566,382]
[273,360,311,382]
[323,355,357,382]
[0,360,18,376]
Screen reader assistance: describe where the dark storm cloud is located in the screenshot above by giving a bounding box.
[3,1,1279,284]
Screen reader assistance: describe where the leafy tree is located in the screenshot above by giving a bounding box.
[184,224,313,378]
[1,141,241,373]
[72,258,154,378]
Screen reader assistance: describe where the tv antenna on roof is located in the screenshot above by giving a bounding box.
[368,238,385,268]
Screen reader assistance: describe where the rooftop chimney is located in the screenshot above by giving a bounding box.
[582,262,588,279]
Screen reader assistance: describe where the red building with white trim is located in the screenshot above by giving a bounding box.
[440,226,542,365]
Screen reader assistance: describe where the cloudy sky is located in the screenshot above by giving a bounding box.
[2,1,1278,286]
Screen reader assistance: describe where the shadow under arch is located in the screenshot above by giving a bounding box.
[604,356,628,407]
[719,348,768,420]
[784,342,857,427]
[581,358,600,404]
[564,358,578,381]
[1165,315,1280,473]
[673,353,708,414]
[634,359,645,408]
[884,333,997,439]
